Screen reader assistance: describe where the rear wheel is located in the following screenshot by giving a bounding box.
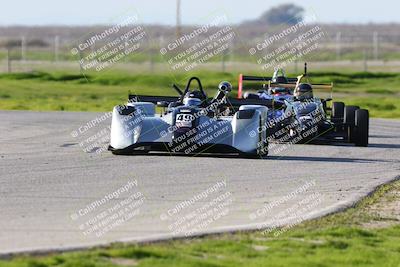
[331,102,345,124]
[354,109,369,147]
[331,102,345,132]
[344,106,359,143]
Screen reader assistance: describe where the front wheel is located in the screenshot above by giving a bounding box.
[240,146,268,158]
[354,109,369,147]
[344,106,359,143]
[331,102,345,124]
[109,145,150,155]
[331,101,345,132]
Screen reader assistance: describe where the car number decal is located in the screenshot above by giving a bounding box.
[176,113,195,128]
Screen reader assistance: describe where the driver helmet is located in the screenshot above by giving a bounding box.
[272,68,288,84]
[272,75,288,84]
[183,97,202,107]
[269,76,290,95]
[294,83,313,101]
[181,91,203,106]
[187,90,205,100]
[271,69,290,96]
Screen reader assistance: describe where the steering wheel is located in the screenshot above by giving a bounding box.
[180,77,207,102]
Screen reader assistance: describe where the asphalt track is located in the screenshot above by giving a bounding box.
[0,110,399,255]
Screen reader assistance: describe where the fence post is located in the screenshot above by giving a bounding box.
[229,40,234,63]
[124,39,128,62]
[7,48,11,73]
[149,45,154,73]
[221,51,226,72]
[363,49,368,72]
[336,32,341,60]
[373,31,379,61]
[54,36,60,62]
[21,36,26,61]
[79,50,83,73]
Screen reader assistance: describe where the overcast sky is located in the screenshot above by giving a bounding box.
[1,0,399,26]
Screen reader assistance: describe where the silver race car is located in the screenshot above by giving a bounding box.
[109,77,269,157]
[239,64,370,147]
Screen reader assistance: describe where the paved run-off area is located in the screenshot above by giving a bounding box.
[0,111,399,254]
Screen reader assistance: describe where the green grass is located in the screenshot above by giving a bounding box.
[0,70,399,118]
[1,180,400,267]
[0,71,237,112]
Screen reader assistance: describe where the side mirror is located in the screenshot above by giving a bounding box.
[218,81,232,94]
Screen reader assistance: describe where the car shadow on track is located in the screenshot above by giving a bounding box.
[115,152,393,163]
[368,143,400,149]
[117,152,259,159]
[267,155,392,163]
[370,134,400,139]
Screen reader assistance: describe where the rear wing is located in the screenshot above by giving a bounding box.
[226,97,285,109]
[238,74,298,99]
[268,81,334,90]
[129,95,180,104]
[128,94,284,110]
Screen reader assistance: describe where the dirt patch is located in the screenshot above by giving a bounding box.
[108,257,138,266]
[362,182,400,229]
[251,245,269,251]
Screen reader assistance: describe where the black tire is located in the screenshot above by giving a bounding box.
[331,102,345,124]
[354,109,369,147]
[344,106,359,142]
[239,152,260,159]
[109,145,150,155]
[240,148,268,158]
